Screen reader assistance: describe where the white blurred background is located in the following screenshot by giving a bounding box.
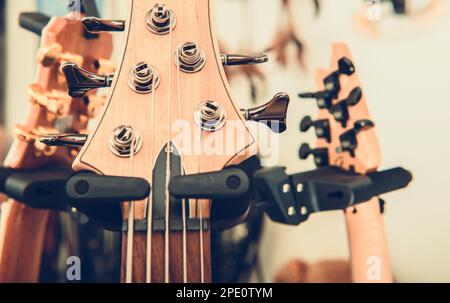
[4,0,450,282]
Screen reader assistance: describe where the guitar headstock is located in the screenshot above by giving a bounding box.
[72,0,255,218]
[5,14,113,169]
[300,43,381,174]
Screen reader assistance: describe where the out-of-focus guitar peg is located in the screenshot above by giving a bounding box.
[27,84,71,117]
[19,12,50,36]
[61,62,114,98]
[298,90,333,109]
[39,133,88,147]
[330,87,363,128]
[81,17,125,33]
[299,143,329,167]
[337,119,375,157]
[221,53,268,66]
[37,43,83,67]
[300,116,331,143]
[323,57,355,99]
[241,93,290,133]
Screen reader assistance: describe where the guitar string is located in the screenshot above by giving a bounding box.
[164,15,174,284]
[198,134,205,283]
[146,76,156,283]
[176,47,188,283]
[125,134,136,283]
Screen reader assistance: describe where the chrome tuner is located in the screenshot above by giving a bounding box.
[194,101,227,132]
[176,42,206,73]
[81,17,125,33]
[221,53,268,66]
[108,125,143,158]
[61,62,114,98]
[127,62,160,94]
[146,3,176,35]
[39,134,88,147]
[241,93,290,133]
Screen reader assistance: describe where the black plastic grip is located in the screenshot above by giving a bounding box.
[367,167,413,198]
[0,167,15,192]
[19,12,51,36]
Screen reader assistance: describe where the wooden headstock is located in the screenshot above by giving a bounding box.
[0,14,113,282]
[299,43,392,282]
[315,44,381,174]
[71,0,255,283]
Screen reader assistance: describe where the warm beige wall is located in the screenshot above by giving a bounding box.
[4,0,450,282]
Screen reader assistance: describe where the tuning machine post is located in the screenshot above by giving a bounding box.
[241,93,290,133]
[61,62,114,98]
[336,119,375,157]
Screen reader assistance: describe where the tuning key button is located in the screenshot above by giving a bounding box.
[146,3,176,35]
[39,134,88,147]
[337,119,375,157]
[298,90,333,109]
[81,17,125,33]
[299,143,329,167]
[221,53,268,66]
[241,93,289,133]
[300,116,331,142]
[330,87,363,127]
[323,57,356,99]
[61,63,114,98]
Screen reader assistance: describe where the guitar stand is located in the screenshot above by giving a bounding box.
[0,162,412,231]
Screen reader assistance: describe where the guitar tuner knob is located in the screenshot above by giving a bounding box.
[337,119,375,157]
[298,90,333,109]
[81,17,125,33]
[322,56,356,99]
[221,53,268,66]
[241,93,290,133]
[300,116,331,142]
[330,87,363,127]
[299,143,329,167]
[39,133,88,147]
[61,62,114,98]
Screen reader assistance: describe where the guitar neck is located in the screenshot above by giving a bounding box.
[121,230,211,283]
[345,198,392,282]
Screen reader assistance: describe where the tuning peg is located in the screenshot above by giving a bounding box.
[37,43,83,67]
[330,87,362,128]
[19,12,50,36]
[241,93,289,133]
[299,143,329,167]
[61,62,114,98]
[300,116,331,142]
[39,133,88,147]
[221,53,268,66]
[337,119,375,157]
[322,57,355,99]
[298,90,333,109]
[81,17,125,33]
